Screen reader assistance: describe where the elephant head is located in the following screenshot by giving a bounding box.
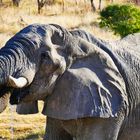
[15,24,128,119]
[0,35,35,112]
[0,24,67,113]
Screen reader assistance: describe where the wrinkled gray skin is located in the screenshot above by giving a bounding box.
[0,24,63,113]
[0,24,140,140]
[19,25,140,139]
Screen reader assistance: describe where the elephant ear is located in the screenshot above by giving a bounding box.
[16,101,39,114]
[42,39,128,120]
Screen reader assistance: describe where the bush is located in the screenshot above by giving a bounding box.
[99,4,140,37]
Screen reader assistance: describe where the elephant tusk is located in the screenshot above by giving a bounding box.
[8,76,28,88]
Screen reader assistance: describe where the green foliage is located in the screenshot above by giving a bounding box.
[99,4,140,37]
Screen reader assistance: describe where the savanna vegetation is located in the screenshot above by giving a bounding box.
[100,4,140,37]
[0,0,140,139]
[0,103,46,139]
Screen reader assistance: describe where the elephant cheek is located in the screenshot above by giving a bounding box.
[21,92,48,102]
[21,94,36,102]
[0,93,10,113]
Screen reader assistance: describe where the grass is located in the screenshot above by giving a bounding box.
[0,103,46,139]
[0,0,131,139]
[0,0,121,47]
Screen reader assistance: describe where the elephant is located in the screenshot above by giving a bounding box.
[0,24,140,140]
[0,24,59,113]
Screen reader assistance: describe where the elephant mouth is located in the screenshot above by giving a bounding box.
[10,72,60,104]
[9,57,66,105]
[10,86,30,105]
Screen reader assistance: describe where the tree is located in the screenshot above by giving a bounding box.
[37,0,56,14]
[37,0,47,14]
[90,0,114,12]
[90,0,96,11]
[37,0,64,13]
[12,0,21,7]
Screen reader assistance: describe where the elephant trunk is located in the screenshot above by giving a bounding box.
[0,92,10,113]
[0,40,36,112]
[0,50,34,86]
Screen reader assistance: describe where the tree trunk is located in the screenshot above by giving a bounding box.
[90,0,96,12]
[12,0,21,7]
[75,0,78,5]
[90,0,103,11]
[62,0,64,11]
[98,0,102,10]
[37,0,47,14]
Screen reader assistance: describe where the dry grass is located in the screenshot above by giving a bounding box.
[0,103,46,140]
[0,0,123,47]
[0,0,129,139]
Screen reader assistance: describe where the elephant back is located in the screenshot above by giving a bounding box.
[110,34,140,121]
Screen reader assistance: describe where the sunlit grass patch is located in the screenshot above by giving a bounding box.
[0,104,46,140]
